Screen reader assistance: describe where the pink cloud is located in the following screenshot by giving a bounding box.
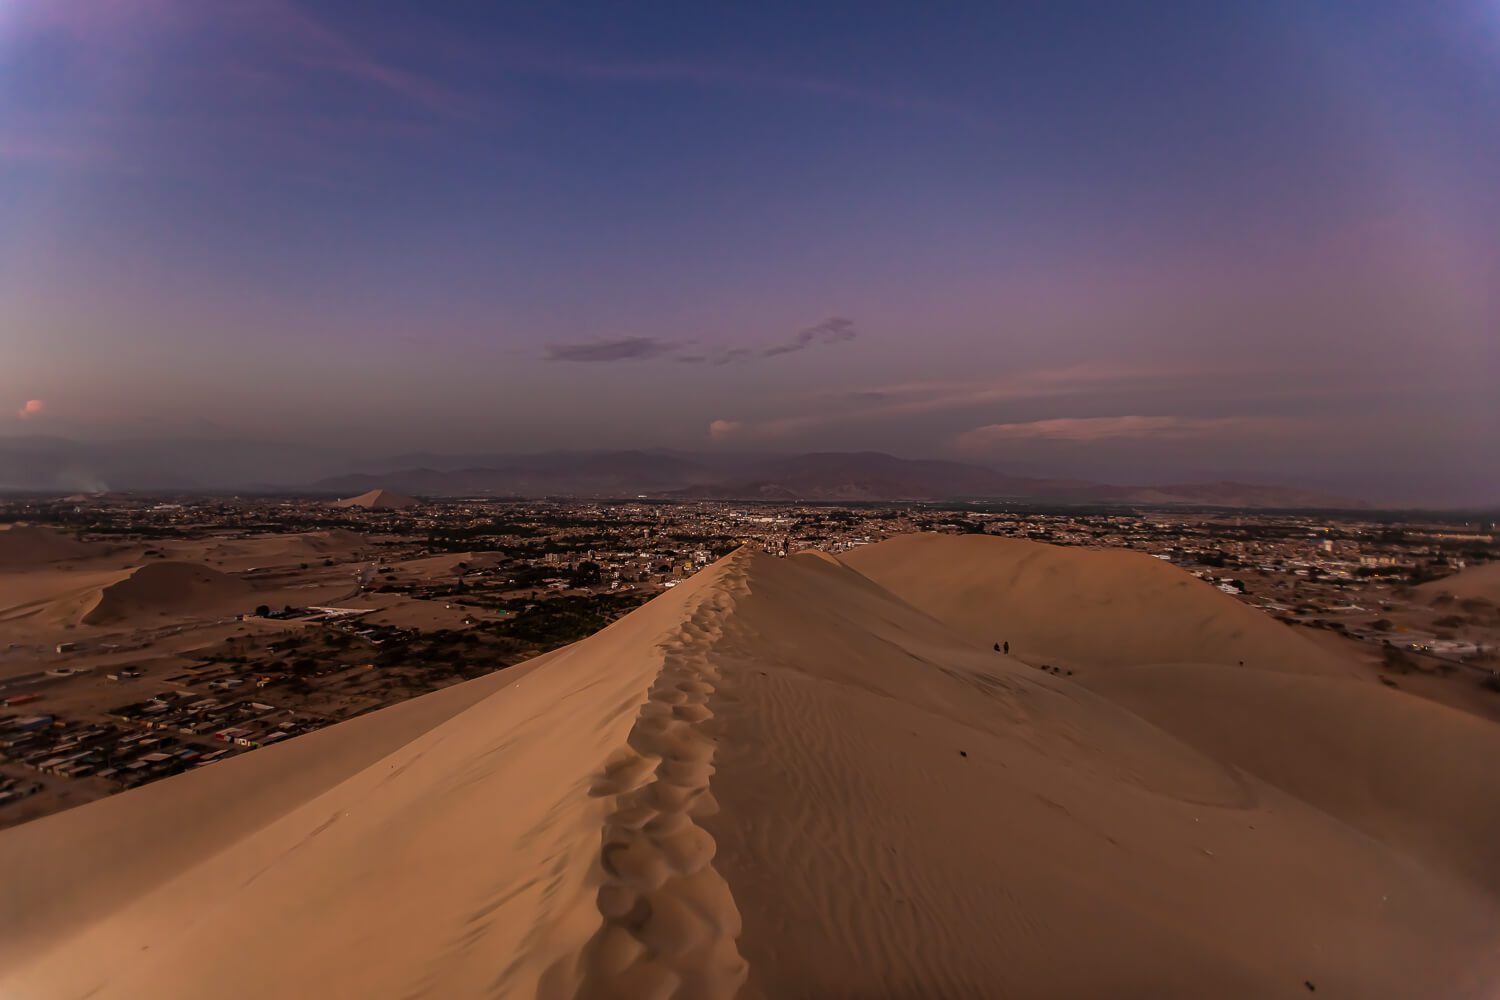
[17,399,45,420]
[707,419,742,440]
[10,0,475,119]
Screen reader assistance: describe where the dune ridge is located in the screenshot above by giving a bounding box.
[572,560,748,999]
[1,538,1497,998]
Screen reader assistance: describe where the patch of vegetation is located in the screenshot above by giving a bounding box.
[486,592,651,650]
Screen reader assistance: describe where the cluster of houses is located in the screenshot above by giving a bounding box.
[0,713,226,790]
[109,692,329,750]
[0,693,333,801]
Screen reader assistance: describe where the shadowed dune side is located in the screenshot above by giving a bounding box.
[842,532,1353,676]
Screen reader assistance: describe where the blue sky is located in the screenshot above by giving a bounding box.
[1,1,1496,501]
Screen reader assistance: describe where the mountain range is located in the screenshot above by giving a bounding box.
[313,450,1368,508]
[0,437,1368,508]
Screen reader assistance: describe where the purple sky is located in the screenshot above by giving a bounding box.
[1,1,1496,503]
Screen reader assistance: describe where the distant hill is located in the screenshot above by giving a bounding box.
[0,436,1368,508]
[667,451,1094,502]
[315,450,1363,508]
[314,450,714,498]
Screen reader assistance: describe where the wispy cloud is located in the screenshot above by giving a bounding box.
[17,399,46,421]
[954,415,1294,450]
[760,317,857,358]
[1,0,478,173]
[501,51,988,130]
[544,337,678,362]
[247,0,478,118]
[545,318,859,364]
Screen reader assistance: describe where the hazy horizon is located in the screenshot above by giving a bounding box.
[3,1,1497,504]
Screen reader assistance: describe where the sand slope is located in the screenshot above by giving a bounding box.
[1,544,1497,998]
[80,561,254,625]
[843,531,1349,676]
[0,523,97,569]
[1417,560,1500,604]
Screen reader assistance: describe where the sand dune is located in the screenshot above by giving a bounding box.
[298,527,367,551]
[80,561,254,625]
[1,541,1497,998]
[843,531,1351,676]
[1417,560,1500,605]
[335,488,418,510]
[0,523,98,569]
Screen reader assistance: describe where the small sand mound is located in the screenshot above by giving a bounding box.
[0,524,97,569]
[297,528,366,552]
[81,561,254,625]
[334,489,417,510]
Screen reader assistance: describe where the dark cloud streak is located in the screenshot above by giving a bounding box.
[543,336,678,362]
[546,318,858,365]
[760,317,856,358]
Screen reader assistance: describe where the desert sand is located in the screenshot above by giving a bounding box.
[1,535,1497,998]
[335,488,418,510]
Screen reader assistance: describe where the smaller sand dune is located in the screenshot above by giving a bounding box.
[842,532,1349,676]
[296,528,367,552]
[389,551,501,579]
[0,524,98,569]
[81,562,254,626]
[335,489,417,510]
[1417,561,1500,605]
